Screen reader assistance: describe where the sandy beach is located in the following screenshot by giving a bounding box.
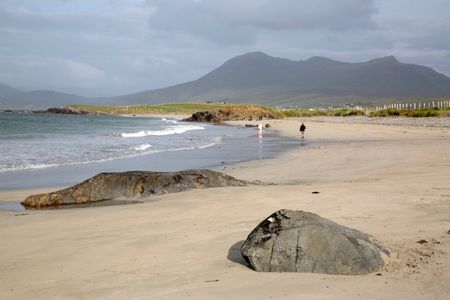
[1,117,449,299]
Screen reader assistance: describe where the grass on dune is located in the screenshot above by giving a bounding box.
[71,103,234,115]
[281,108,365,117]
[69,103,284,118]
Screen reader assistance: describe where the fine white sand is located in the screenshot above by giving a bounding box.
[1,118,449,300]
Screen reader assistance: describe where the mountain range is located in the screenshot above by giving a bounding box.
[0,84,94,110]
[2,52,450,109]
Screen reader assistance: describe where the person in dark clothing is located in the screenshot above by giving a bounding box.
[299,123,306,140]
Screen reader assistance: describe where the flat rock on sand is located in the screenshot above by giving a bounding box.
[21,169,247,208]
[241,209,390,275]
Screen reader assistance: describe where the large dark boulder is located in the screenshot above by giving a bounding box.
[184,111,221,122]
[44,107,89,114]
[241,209,390,275]
[22,169,247,208]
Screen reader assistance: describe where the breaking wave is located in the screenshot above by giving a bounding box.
[120,125,204,138]
[133,143,152,151]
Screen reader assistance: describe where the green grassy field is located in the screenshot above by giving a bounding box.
[281,108,365,117]
[70,103,235,115]
[70,103,283,117]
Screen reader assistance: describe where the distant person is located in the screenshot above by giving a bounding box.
[299,122,306,140]
[258,123,263,138]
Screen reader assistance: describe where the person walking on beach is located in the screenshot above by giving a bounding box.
[258,123,263,138]
[299,122,306,140]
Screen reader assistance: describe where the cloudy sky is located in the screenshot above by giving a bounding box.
[1,0,450,96]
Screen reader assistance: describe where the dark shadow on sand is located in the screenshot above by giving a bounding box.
[227,240,250,268]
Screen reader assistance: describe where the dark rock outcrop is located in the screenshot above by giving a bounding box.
[21,169,247,208]
[184,106,283,123]
[185,111,221,122]
[34,106,90,115]
[241,209,390,275]
[47,107,89,114]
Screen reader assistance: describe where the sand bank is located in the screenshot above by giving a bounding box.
[1,118,449,299]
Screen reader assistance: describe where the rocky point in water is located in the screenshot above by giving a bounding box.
[32,106,90,115]
[241,209,390,275]
[21,169,247,208]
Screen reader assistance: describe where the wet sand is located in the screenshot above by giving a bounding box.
[0,118,449,299]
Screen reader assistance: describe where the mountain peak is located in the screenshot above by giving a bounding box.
[240,51,271,58]
[217,51,281,71]
[305,56,339,64]
[368,56,398,64]
[226,51,273,63]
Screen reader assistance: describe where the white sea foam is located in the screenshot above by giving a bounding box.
[120,125,204,138]
[0,163,62,172]
[196,142,218,149]
[121,131,147,138]
[196,137,222,149]
[133,143,152,151]
[161,118,177,123]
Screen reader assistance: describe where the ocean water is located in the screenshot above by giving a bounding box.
[0,112,221,172]
[0,112,297,189]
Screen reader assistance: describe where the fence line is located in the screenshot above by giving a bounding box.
[277,100,450,114]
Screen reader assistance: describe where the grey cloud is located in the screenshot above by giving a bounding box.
[375,15,450,50]
[146,0,378,45]
[408,22,450,51]
[219,0,377,31]
[145,1,255,45]
[0,8,150,38]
